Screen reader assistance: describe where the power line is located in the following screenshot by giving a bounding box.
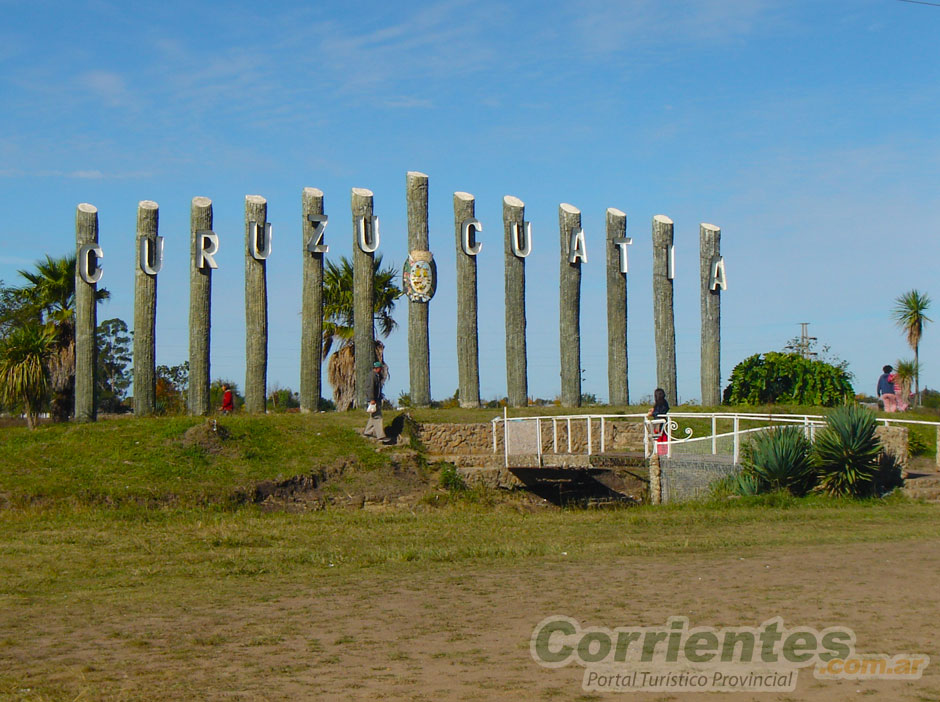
[897,0,940,7]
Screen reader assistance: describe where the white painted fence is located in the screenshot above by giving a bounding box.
[491,409,940,468]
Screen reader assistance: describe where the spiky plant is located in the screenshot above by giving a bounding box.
[812,404,881,497]
[15,255,109,420]
[741,426,814,495]
[894,359,917,410]
[0,323,55,429]
[892,290,931,406]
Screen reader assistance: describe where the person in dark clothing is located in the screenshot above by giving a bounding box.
[363,361,389,442]
[647,387,670,453]
[877,365,898,413]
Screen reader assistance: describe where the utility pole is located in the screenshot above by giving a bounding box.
[790,322,817,360]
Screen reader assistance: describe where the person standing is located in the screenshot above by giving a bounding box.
[220,384,234,414]
[647,387,670,455]
[877,365,897,413]
[363,361,389,442]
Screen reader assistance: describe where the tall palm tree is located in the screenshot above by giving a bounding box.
[892,289,931,406]
[321,255,400,410]
[0,323,55,429]
[15,255,109,420]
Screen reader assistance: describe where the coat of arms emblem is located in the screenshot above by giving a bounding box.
[403,250,436,303]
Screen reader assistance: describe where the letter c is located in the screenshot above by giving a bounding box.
[533,618,576,665]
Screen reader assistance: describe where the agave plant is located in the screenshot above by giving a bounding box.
[812,404,881,497]
[741,426,814,495]
[733,471,765,497]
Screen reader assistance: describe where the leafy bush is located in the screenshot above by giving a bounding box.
[723,352,854,407]
[908,429,930,457]
[438,462,467,492]
[740,426,815,495]
[812,405,882,497]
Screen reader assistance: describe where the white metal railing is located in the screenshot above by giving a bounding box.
[490,410,940,467]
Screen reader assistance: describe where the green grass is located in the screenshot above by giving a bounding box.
[0,496,936,602]
[0,408,936,601]
[0,413,393,507]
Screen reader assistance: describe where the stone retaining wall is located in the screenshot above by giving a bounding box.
[415,420,911,470]
[417,419,646,456]
[875,426,908,469]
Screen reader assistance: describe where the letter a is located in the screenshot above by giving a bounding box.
[709,256,727,291]
[568,228,587,264]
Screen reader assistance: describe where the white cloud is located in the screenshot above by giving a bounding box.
[78,70,134,108]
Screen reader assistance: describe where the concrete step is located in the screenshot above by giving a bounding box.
[902,487,940,502]
[905,476,940,489]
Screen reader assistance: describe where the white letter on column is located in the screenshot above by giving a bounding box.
[357,216,380,253]
[510,221,532,258]
[709,256,727,291]
[78,243,103,283]
[460,218,483,255]
[613,237,633,273]
[249,222,273,260]
[197,230,220,269]
[568,228,588,264]
[306,214,329,253]
[139,236,164,275]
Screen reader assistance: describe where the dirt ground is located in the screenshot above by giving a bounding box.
[2,539,938,701]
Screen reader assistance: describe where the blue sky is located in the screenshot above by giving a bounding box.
[2,0,939,405]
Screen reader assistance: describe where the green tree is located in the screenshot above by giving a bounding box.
[11,255,109,420]
[723,352,854,407]
[0,323,55,429]
[321,255,401,411]
[96,318,132,413]
[156,362,189,415]
[892,289,931,406]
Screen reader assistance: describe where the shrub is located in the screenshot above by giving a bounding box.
[733,471,764,497]
[438,463,467,492]
[723,352,854,407]
[740,426,815,495]
[812,405,882,497]
[908,429,929,457]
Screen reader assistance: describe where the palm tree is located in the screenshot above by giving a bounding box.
[321,255,400,410]
[0,323,55,429]
[13,255,110,420]
[894,359,917,411]
[892,290,931,406]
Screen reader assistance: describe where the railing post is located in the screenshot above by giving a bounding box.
[537,418,543,463]
[552,418,557,454]
[601,416,606,453]
[711,415,717,454]
[492,419,497,453]
[587,417,593,456]
[733,416,740,464]
[503,406,509,468]
[567,417,572,454]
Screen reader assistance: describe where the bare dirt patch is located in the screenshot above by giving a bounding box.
[180,420,230,453]
[252,452,433,511]
[1,539,937,701]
